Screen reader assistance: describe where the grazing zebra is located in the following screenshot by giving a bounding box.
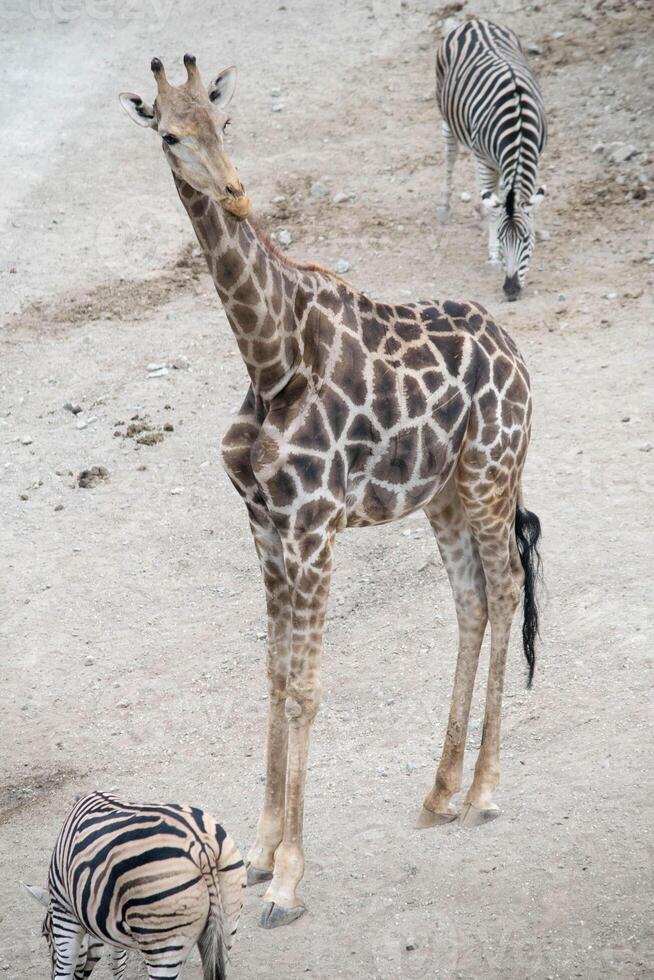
[22,792,246,980]
[436,17,547,300]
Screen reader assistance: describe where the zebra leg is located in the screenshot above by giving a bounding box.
[108,949,128,979]
[51,912,84,980]
[437,122,458,223]
[475,158,502,265]
[80,938,103,977]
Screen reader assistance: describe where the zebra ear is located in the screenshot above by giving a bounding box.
[481,191,501,212]
[529,187,545,209]
[21,882,50,908]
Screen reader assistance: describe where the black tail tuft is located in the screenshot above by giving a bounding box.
[515,505,542,688]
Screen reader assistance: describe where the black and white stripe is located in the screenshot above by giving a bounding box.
[22,792,246,980]
[436,18,547,299]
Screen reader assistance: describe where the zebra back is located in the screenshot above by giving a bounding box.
[436,18,547,204]
[48,792,245,966]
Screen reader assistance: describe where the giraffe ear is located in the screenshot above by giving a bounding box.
[207,66,237,109]
[119,93,158,130]
[21,882,50,908]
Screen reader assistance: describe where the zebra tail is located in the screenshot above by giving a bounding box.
[198,903,226,980]
[199,831,246,980]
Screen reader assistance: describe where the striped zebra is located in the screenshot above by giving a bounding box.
[22,792,246,980]
[436,18,547,300]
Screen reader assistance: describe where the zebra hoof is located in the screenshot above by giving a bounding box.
[246,864,273,886]
[259,901,306,929]
[415,804,458,829]
[460,803,501,828]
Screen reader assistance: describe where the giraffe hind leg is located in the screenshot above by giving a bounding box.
[417,485,488,827]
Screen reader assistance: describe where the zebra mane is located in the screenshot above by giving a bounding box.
[505,187,516,219]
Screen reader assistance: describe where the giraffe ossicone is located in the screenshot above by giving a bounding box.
[120,56,542,929]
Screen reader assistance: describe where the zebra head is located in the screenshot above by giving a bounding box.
[21,882,92,979]
[485,188,545,300]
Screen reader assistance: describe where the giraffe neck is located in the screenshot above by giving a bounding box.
[173,175,313,397]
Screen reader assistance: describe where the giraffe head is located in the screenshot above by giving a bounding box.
[119,55,250,220]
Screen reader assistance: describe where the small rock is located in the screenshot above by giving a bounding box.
[117,700,130,709]
[632,185,647,200]
[271,103,284,113]
[270,87,282,97]
[535,228,550,242]
[21,435,33,445]
[460,191,471,203]
[638,443,653,453]
[19,493,29,501]
[84,655,94,666]
[332,191,355,205]
[63,401,82,414]
[526,42,543,55]
[309,181,328,198]
[276,229,292,248]
[609,144,637,165]
[136,431,164,446]
[147,362,166,372]
[147,367,169,378]
[77,466,109,489]
[334,259,350,275]
[163,422,174,432]
[591,142,605,155]
[170,355,190,370]
[558,293,567,302]
[605,292,618,300]
[170,486,184,495]
[76,420,88,430]
[54,503,64,512]
[405,938,417,952]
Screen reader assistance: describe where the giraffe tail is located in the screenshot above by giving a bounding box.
[514,498,542,688]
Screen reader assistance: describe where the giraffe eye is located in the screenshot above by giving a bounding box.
[162,133,179,145]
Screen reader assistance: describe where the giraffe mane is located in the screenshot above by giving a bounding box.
[249,216,348,286]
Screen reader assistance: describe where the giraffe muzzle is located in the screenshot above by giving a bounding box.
[220,182,251,220]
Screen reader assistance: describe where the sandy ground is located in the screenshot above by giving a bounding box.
[1,0,653,977]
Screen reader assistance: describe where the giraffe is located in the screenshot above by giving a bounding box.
[120,56,542,929]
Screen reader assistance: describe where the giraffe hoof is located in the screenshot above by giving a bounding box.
[460,803,500,828]
[246,864,274,886]
[415,805,458,829]
[259,901,306,929]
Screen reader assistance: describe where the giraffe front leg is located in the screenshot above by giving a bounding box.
[259,526,335,929]
[245,501,292,884]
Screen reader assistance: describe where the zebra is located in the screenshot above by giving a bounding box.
[435,17,547,300]
[21,791,246,980]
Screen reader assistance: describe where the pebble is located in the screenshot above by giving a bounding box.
[310,181,328,198]
[170,355,190,370]
[405,938,418,952]
[19,493,29,501]
[638,443,652,453]
[20,435,32,445]
[460,191,471,203]
[147,367,169,378]
[276,229,292,248]
[535,228,550,242]
[334,259,350,275]
[63,401,82,414]
[526,42,543,55]
[609,143,637,165]
[332,191,355,205]
[84,655,94,666]
[605,292,618,300]
[163,422,174,432]
[591,142,605,155]
[271,103,284,113]
[271,195,286,205]
[76,420,88,430]
[54,503,64,512]
[170,486,184,495]
[77,466,109,489]
[270,87,282,97]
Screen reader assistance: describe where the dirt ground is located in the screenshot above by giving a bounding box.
[1,0,653,977]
